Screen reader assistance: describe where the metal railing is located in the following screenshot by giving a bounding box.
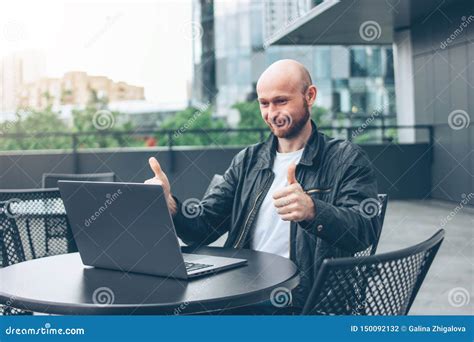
[0,124,434,172]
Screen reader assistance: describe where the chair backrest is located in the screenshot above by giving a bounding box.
[0,188,77,267]
[302,229,445,315]
[203,174,225,198]
[42,172,115,188]
[354,194,388,257]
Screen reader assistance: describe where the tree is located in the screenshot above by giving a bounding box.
[71,92,137,149]
[311,105,331,127]
[157,106,228,147]
[0,107,70,151]
[231,101,268,145]
[0,89,138,151]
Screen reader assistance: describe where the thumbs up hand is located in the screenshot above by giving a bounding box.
[286,162,298,185]
[272,162,316,222]
[145,157,177,215]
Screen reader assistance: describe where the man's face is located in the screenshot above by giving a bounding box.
[257,81,311,139]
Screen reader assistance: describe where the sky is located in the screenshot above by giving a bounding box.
[0,0,194,104]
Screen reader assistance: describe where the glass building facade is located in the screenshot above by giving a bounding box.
[192,0,396,129]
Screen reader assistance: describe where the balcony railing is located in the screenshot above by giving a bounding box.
[0,124,433,149]
[0,124,434,170]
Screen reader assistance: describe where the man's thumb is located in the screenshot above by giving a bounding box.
[287,162,297,185]
[149,157,163,178]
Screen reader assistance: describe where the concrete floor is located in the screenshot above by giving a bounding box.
[210,199,474,315]
[376,199,473,315]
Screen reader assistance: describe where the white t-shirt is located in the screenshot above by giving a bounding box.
[250,148,304,258]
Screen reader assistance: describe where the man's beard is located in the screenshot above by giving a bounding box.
[268,104,311,139]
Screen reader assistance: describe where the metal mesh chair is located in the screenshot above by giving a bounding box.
[42,172,115,188]
[302,229,445,315]
[354,194,388,257]
[220,229,444,316]
[0,189,77,315]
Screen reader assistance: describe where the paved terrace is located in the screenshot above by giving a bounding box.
[210,199,474,315]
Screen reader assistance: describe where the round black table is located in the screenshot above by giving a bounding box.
[0,247,300,315]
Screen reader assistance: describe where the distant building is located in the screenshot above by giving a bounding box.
[264,0,318,40]
[191,0,217,107]
[0,55,23,113]
[265,0,473,205]
[107,100,187,130]
[0,50,47,114]
[18,71,145,110]
[191,0,395,128]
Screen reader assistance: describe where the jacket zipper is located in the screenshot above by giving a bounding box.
[233,173,273,248]
[305,188,332,194]
[289,167,301,261]
[233,191,264,248]
[289,222,293,260]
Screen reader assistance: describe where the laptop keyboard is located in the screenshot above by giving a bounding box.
[185,261,213,272]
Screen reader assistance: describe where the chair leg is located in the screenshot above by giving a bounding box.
[44,217,50,254]
[25,220,36,260]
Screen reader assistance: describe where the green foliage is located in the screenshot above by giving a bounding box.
[233,101,267,129]
[0,107,70,150]
[231,101,268,145]
[0,97,390,152]
[311,106,331,127]
[0,102,137,151]
[71,105,136,149]
[385,128,398,143]
[157,106,228,147]
[353,132,375,144]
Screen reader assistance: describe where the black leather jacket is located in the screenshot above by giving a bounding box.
[173,120,380,307]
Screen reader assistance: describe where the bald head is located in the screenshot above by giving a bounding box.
[257,59,312,95]
[256,59,317,140]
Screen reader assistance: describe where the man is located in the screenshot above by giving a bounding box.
[145,59,379,309]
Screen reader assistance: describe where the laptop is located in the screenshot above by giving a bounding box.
[58,181,247,279]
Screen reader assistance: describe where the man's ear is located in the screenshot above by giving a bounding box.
[306,85,317,107]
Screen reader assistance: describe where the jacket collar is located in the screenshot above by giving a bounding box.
[255,120,320,170]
